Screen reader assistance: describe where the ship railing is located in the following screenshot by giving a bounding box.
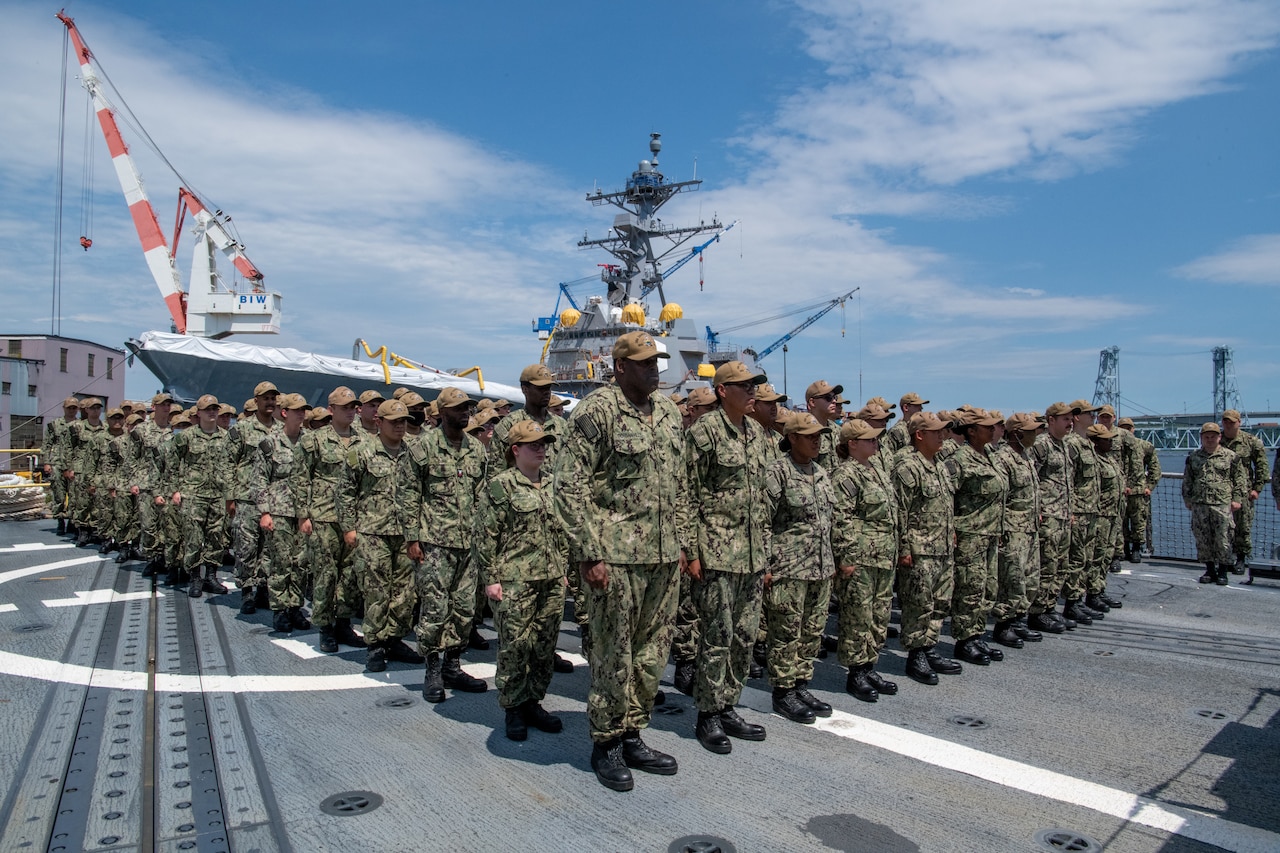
[1149,472,1280,567]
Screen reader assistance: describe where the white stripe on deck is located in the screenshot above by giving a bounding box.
[7,542,76,551]
[0,554,103,585]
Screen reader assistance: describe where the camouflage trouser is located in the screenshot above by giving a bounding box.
[993,527,1036,623]
[94,487,118,539]
[670,573,700,662]
[1031,516,1069,614]
[583,561,679,744]
[414,545,476,654]
[1123,494,1149,550]
[49,472,69,520]
[1231,498,1257,560]
[70,475,94,530]
[355,534,417,645]
[1191,504,1234,564]
[231,504,268,589]
[693,569,765,713]
[1064,513,1097,602]
[566,565,589,630]
[1089,515,1117,595]
[264,516,306,610]
[764,576,831,688]
[308,521,361,627]
[114,492,140,544]
[899,554,953,651]
[139,491,160,557]
[493,576,565,709]
[951,532,997,640]
[835,563,894,668]
[161,501,183,568]
[182,496,226,571]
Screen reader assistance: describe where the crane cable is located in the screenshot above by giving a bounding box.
[51,25,69,336]
[79,90,95,250]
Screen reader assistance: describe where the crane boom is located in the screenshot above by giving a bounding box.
[640,219,739,299]
[755,288,858,361]
[57,11,188,334]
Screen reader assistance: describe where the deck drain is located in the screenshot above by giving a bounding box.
[669,836,736,853]
[1034,828,1101,851]
[1190,708,1230,721]
[949,715,989,730]
[320,791,383,816]
[1093,650,1114,657]
[375,696,415,710]
[654,704,685,716]
[1188,612,1212,619]
[12,623,51,633]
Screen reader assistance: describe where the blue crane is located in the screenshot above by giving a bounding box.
[707,287,859,359]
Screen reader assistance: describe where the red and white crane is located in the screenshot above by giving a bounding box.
[57,11,281,339]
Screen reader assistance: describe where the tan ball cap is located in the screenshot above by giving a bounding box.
[218,403,237,416]
[170,412,191,427]
[549,395,567,408]
[254,381,279,397]
[392,387,411,400]
[400,391,426,408]
[508,420,557,445]
[855,403,896,422]
[899,392,929,407]
[519,364,556,386]
[783,412,830,437]
[376,400,410,421]
[756,383,787,403]
[1086,424,1117,440]
[436,387,473,410]
[1097,404,1116,417]
[1222,409,1242,422]
[82,397,103,409]
[613,330,669,361]
[1117,417,1135,429]
[805,380,843,400]
[310,406,332,423]
[1004,412,1044,432]
[839,418,884,442]
[907,411,949,432]
[278,393,309,411]
[151,392,175,406]
[713,361,766,386]
[107,407,125,419]
[126,413,144,426]
[686,387,717,407]
[1044,401,1079,417]
[957,409,1002,427]
[328,386,357,406]
[62,396,82,409]
[359,389,386,405]
[196,395,219,410]
[1069,398,1099,413]
[243,398,258,414]
[866,395,896,411]
[1201,422,1221,434]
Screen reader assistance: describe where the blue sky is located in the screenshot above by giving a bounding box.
[2,0,1278,416]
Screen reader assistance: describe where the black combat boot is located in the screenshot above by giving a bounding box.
[1232,555,1247,575]
[772,686,817,723]
[975,638,1003,661]
[1085,594,1111,613]
[954,638,990,666]
[1214,564,1229,586]
[845,665,879,703]
[1062,600,1094,625]
[56,519,66,536]
[749,657,764,679]
[620,730,676,774]
[287,607,311,629]
[1242,565,1255,585]
[591,739,634,791]
[993,620,1024,649]
[366,643,387,673]
[188,566,204,598]
[318,625,338,653]
[504,707,528,741]
[1012,615,1043,642]
[272,610,292,633]
[334,618,366,648]
[695,711,732,754]
[423,653,445,702]
[795,681,834,714]
[522,701,564,733]
[468,624,490,650]
[98,537,114,554]
[1129,543,1143,564]
[441,649,487,692]
[1027,612,1064,634]
[864,668,898,696]
[720,706,766,741]
[673,659,696,696]
[1097,591,1123,609]
[905,649,938,685]
[1198,564,1216,584]
[202,569,229,595]
[925,646,963,674]
[752,640,768,668]
[240,586,257,615]
[254,585,270,608]
[553,653,574,673]
[386,638,425,665]
[142,557,161,578]
[76,529,92,548]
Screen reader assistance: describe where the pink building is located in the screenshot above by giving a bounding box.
[1,334,126,472]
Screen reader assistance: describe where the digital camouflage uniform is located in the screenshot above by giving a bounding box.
[813,429,839,474]
[687,408,774,714]
[100,428,137,545]
[475,468,568,710]
[42,415,75,521]
[412,428,487,654]
[552,386,692,745]
[1031,432,1072,613]
[762,456,835,689]
[881,420,911,458]
[830,457,898,668]
[167,425,231,578]
[1182,447,1246,564]
[1224,430,1269,562]
[157,432,186,570]
[68,419,105,534]
[992,443,1039,621]
[892,447,956,651]
[1092,449,1123,595]
[254,430,307,610]
[946,443,1007,641]
[1119,431,1153,554]
[339,438,423,646]
[133,418,171,561]
[1064,432,1100,604]
[228,416,279,591]
[296,425,363,628]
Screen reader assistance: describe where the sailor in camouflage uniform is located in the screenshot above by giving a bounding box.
[413,387,489,702]
[1221,409,1270,574]
[991,413,1044,647]
[1063,400,1105,626]
[167,396,232,598]
[1029,402,1075,633]
[553,330,694,792]
[1183,422,1247,586]
[1086,425,1125,612]
[339,399,426,673]
[228,381,281,609]
[762,413,836,725]
[69,398,106,546]
[253,393,312,633]
[355,389,385,441]
[43,397,80,534]
[830,419,900,701]
[1116,418,1160,563]
[805,380,844,472]
[476,421,567,741]
[882,392,928,457]
[296,386,366,651]
[135,394,174,575]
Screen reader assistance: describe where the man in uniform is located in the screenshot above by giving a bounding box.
[412,387,489,701]
[297,386,366,648]
[136,393,174,575]
[339,399,425,672]
[991,413,1044,646]
[228,381,280,612]
[805,380,843,471]
[355,390,385,439]
[168,396,232,598]
[554,330,694,792]
[883,392,928,456]
[1183,422,1246,585]
[687,360,773,755]
[43,397,80,535]
[1063,400,1105,625]
[69,398,106,547]
[254,393,312,633]
[685,387,717,422]
[1087,424,1125,613]
[1221,410,1270,574]
[93,408,129,554]
[1116,417,1160,561]
[1029,402,1075,634]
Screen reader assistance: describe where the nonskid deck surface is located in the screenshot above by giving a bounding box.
[1,519,1278,853]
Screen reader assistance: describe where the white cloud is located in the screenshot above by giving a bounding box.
[1175,234,1280,285]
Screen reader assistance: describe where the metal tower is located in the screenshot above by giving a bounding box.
[1212,346,1241,421]
[1092,346,1120,413]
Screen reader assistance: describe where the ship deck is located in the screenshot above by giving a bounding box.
[1,518,1278,853]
